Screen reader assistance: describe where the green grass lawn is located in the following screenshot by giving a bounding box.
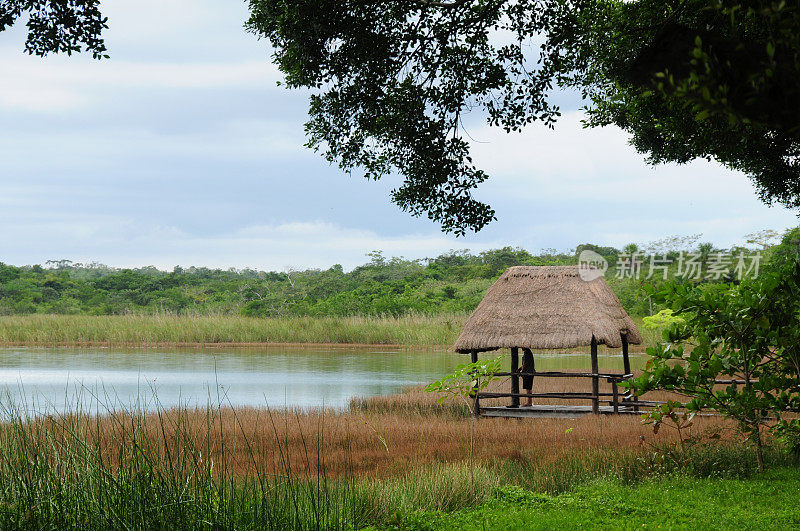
[391,467,800,530]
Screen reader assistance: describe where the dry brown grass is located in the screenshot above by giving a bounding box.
[16,382,734,482]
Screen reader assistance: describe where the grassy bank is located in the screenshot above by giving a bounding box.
[0,314,661,348]
[406,468,800,530]
[0,314,468,347]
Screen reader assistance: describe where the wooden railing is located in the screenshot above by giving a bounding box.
[472,372,763,416]
[472,371,639,415]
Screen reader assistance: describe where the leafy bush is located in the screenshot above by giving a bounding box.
[774,420,800,459]
[641,309,684,330]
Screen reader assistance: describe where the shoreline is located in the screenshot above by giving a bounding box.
[0,340,649,352]
[0,340,418,349]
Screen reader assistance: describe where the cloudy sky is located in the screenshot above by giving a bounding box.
[1,1,797,271]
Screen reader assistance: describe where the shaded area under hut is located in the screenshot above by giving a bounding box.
[454,266,643,418]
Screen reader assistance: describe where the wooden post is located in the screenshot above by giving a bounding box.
[510,347,520,408]
[622,333,639,412]
[470,350,480,417]
[622,334,631,375]
[611,379,619,414]
[591,337,600,414]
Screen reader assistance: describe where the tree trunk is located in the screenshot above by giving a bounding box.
[753,424,764,472]
[743,368,763,472]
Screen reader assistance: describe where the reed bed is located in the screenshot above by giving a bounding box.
[0,314,660,349]
[0,314,467,347]
[0,383,787,529]
[1,389,739,481]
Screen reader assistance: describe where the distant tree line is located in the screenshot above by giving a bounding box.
[0,230,786,318]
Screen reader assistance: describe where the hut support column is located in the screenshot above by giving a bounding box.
[470,350,480,417]
[591,337,599,414]
[510,347,520,408]
[622,334,638,412]
[622,334,631,376]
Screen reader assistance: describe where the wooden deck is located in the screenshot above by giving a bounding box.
[480,404,642,419]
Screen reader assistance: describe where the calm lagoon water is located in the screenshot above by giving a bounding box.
[0,346,647,414]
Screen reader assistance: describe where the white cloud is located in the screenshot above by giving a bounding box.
[471,111,734,197]
[0,118,309,173]
[467,112,799,249]
[1,57,282,112]
[7,57,281,90]
[0,218,501,271]
[0,0,281,112]
[99,0,257,57]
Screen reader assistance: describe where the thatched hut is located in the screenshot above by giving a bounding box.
[454,266,642,416]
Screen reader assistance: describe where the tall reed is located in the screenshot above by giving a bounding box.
[0,396,354,528]
[0,314,657,349]
[0,313,467,347]
[0,388,507,529]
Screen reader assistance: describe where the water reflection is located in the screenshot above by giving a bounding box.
[0,346,647,414]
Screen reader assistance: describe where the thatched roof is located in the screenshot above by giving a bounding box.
[454,266,642,352]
